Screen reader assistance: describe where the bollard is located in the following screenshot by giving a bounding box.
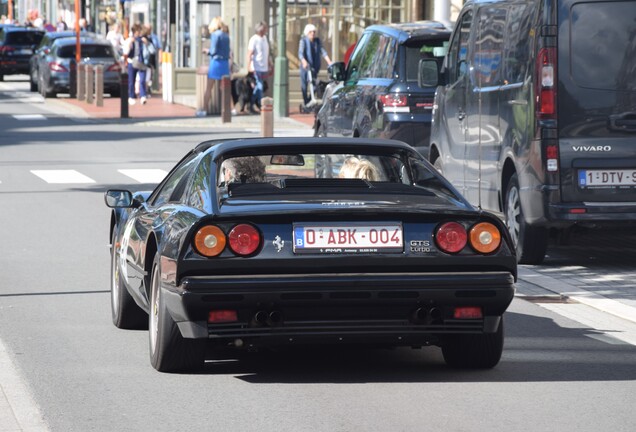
[69,61,77,98]
[221,75,231,123]
[85,64,94,104]
[120,72,129,119]
[77,63,86,101]
[195,66,207,114]
[261,97,274,137]
[95,65,103,107]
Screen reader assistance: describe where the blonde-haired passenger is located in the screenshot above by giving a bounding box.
[339,157,380,181]
[198,16,231,116]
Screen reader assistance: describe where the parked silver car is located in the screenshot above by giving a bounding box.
[38,36,122,98]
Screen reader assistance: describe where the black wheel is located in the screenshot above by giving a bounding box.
[110,231,147,329]
[149,254,205,372]
[504,173,548,264]
[29,70,38,92]
[442,317,504,369]
[39,77,55,98]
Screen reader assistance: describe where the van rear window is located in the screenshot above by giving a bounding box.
[570,1,636,91]
[4,31,43,45]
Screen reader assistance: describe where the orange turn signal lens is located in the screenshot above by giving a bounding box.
[194,225,226,257]
[469,222,501,254]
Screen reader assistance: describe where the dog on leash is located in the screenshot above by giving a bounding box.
[231,72,269,114]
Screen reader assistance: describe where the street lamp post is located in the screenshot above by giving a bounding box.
[273,0,288,118]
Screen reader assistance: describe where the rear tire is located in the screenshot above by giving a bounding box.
[504,173,548,264]
[432,156,443,175]
[30,72,38,92]
[149,254,205,372]
[111,231,147,329]
[442,318,504,369]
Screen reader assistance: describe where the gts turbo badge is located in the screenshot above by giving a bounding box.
[572,145,611,152]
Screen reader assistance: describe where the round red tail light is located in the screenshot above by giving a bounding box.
[435,222,467,253]
[228,224,261,256]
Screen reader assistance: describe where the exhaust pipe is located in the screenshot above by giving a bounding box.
[252,310,268,326]
[429,307,442,323]
[411,307,428,323]
[267,310,283,326]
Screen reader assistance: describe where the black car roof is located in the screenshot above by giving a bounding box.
[196,137,420,161]
[2,26,45,34]
[364,21,451,44]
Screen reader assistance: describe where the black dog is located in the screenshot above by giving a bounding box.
[231,72,269,113]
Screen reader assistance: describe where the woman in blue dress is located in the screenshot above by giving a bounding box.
[200,17,231,116]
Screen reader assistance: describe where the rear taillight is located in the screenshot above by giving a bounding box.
[49,62,68,72]
[469,222,501,254]
[208,310,238,323]
[378,94,409,113]
[536,48,556,119]
[434,222,467,254]
[228,224,261,256]
[0,46,15,54]
[453,307,483,319]
[545,144,559,172]
[107,63,121,72]
[194,225,226,257]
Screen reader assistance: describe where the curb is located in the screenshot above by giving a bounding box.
[517,266,636,325]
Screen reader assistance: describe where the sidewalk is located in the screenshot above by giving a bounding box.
[50,92,317,133]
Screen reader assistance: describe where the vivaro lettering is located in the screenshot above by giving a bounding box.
[572,146,612,152]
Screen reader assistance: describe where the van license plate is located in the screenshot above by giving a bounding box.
[579,170,636,187]
[293,223,403,254]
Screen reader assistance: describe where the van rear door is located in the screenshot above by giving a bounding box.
[557,0,636,206]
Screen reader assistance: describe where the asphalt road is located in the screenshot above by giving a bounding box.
[1,78,635,432]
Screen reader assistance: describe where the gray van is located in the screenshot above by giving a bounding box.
[423,0,636,264]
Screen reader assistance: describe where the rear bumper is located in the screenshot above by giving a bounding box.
[163,271,515,345]
[378,115,432,150]
[547,201,636,225]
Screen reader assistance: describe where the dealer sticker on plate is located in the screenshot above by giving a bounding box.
[293,223,403,254]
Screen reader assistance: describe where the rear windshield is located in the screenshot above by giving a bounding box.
[405,39,449,81]
[57,44,114,59]
[2,31,44,45]
[570,1,636,91]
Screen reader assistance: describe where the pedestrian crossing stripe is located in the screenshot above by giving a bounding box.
[31,170,96,184]
[118,169,168,183]
[13,114,47,120]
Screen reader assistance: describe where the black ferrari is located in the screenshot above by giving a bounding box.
[105,137,517,372]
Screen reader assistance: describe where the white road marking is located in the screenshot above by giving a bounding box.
[0,337,49,431]
[118,169,168,184]
[31,170,96,184]
[13,114,47,120]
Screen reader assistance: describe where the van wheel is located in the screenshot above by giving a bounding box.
[442,317,504,369]
[432,156,443,175]
[504,173,548,264]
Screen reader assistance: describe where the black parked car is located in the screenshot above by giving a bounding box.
[314,21,451,149]
[0,27,44,80]
[105,137,516,372]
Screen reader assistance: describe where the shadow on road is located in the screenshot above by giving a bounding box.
[184,310,636,383]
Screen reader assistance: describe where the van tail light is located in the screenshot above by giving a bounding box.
[49,62,68,72]
[469,222,501,254]
[194,225,226,257]
[228,224,261,256]
[435,222,467,254]
[545,144,559,172]
[0,46,16,54]
[378,94,409,113]
[536,48,556,119]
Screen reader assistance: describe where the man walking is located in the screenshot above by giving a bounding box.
[247,21,272,113]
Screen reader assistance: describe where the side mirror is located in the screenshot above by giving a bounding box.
[104,189,133,208]
[418,59,440,88]
[328,62,345,82]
